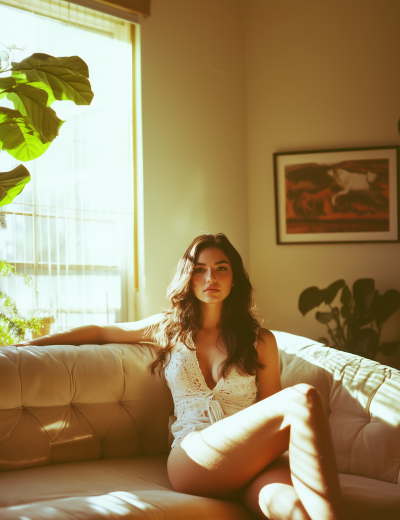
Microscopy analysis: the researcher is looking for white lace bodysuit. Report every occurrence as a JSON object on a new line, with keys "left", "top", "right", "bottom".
{"left": 164, "top": 336, "right": 258, "bottom": 449}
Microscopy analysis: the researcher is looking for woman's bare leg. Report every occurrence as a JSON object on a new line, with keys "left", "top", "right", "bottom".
{"left": 167, "top": 384, "right": 344, "bottom": 520}
{"left": 243, "top": 453, "right": 311, "bottom": 519}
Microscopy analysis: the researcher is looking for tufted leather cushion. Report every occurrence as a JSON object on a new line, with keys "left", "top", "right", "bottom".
{"left": 0, "top": 342, "right": 173, "bottom": 472}
{"left": 275, "top": 331, "right": 400, "bottom": 485}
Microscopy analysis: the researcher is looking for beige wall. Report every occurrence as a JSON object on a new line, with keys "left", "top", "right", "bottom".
{"left": 138, "top": 0, "right": 248, "bottom": 318}
{"left": 138, "top": 0, "right": 400, "bottom": 366}
{"left": 245, "top": 0, "right": 400, "bottom": 366}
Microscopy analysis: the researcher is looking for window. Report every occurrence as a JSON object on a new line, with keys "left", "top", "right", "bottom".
{"left": 0, "top": 0, "right": 138, "bottom": 333}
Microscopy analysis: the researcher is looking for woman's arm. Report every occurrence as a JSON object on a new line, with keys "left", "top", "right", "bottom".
{"left": 17, "top": 324, "right": 102, "bottom": 347}
{"left": 11, "top": 313, "right": 164, "bottom": 347}
{"left": 100, "top": 313, "right": 164, "bottom": 344}
{"left": 256, "top": 328, "right": 282, "bottom": 401}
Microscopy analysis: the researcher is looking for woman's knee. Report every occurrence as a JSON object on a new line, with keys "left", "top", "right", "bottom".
{"left": 277, "top": 384, "right": 325, "bottom": 425}
{"left": 258, "top": 384, "right": 323, "bottom": 425}
{"left": 291, "top": 383, "right": 322, "bottom": 408}
{"left": 259, "top": 483, "right": 311, "bottom": 520}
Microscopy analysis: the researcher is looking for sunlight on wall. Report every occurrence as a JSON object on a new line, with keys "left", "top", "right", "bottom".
{"left": 139, "top": 0, "right": 248, "bottom": 318}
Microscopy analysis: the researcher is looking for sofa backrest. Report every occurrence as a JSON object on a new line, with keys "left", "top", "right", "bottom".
{"left": 0, "top": 342, "right": 173, "bottom": 472}
{"left": 274, "top": 330, "right": 400, "bottom": 486}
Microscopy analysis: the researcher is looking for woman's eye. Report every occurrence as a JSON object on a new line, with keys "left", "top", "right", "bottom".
{"left": 193, "top": 266, "right": 228, "bottom": 273}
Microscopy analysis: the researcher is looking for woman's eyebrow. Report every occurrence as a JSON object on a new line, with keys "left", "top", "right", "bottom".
{"left": 194, "top": 260, "right": 230, "bottom": 266}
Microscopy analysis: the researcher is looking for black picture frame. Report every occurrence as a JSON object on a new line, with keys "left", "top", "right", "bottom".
{"left": 273, "top": 145, "right": 400, "bottom": 244}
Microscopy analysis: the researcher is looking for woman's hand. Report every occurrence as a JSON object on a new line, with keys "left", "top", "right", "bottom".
{"left": 5, "top": 340, "right": 31, "bottom": 348}
{"left": 5, "top": 325, "right": 102, "bottom": 347}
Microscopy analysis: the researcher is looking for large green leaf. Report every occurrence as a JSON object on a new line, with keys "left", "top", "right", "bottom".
{"left": 299, "top": 287, "right": 324, "bottom": 315}
{"left": 0, "top": 106, "right": 50, "bottom": 161}
{"left": 0, "top": 76, "right": 17, "bottom": 99}
{"left": 299, "top": 280, "right": 346, "bottom": 316}
{"left": 0, "top": 164, "right": 31, "bottom": 208}
{"left": 371, "top": 290, "right": 400, "bottom": 328}
{"left": 340, "top": 284, "right": 351, "bottom": 306}
{"left": 6, "top": 84, "right": 64, "bottom": 143}
{"left": 353, "top": 278, "right": 376, "bottom": 312}
{"left": 347, "top": 314, "right": 373, "bottom": 335}
{"left": 341, "top": 304, "right": 351, "bottom": 318}
{"left": 0, "top": 107, "right": 22, "bottom": 122}
{"left": 321, "top": 279, "right": 345, "bottom": 305}
{"left": 348, "top": 327, "right": 378, "bottom": 358}
{"left": 14, "top": 54, "right": 89, "bottom": 78}
{"left": 11, "top": 54, "right": 93, "bottom": 106}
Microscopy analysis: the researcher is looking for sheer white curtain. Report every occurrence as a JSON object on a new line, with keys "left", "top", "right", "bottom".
{"left": 0, "top": 0, "right": 136, "bottom": 334}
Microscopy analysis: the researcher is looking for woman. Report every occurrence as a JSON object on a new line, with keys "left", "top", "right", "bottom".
{"left": 19, "top": 233, "right": 344, "bottom": 520}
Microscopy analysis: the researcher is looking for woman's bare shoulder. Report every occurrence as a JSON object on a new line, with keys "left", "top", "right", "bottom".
{"left": 255, "top": 328, "right": 278, "bottom": 356}
{"left": 255, "top": 328, "right": 282, "bottom": 397}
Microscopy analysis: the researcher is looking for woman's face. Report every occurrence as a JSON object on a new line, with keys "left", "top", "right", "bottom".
{"left": 191, "top": 247, "right": 234, "bottom": 304}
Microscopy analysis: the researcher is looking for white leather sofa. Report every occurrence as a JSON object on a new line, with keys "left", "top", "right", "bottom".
{"left": 0, "top": 331, "right": 399, "bottom": 519}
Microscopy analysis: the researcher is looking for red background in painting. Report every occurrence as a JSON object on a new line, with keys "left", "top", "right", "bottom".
{"left": 285, "top": 159, "right": 389, "bottom": 234}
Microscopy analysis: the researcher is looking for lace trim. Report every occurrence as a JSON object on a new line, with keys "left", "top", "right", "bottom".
{"left": 164, "top": 337, "right": 258, "bottom": 448}
{"left": 187, "top": 335, "right": 223, "bottom": 391}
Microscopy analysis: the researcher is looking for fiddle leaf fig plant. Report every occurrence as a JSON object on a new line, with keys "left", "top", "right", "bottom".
{"left": 299, "top": 278, "right": 400, "bottom": 360}
{"left": 0, "top": 50, "right": 94, "bottom": 206}
{"left": 0, "top": 164, "right": 31, "bottom": 206}
{"left": 0, "top": 48, "right": 94, "bottom": 344}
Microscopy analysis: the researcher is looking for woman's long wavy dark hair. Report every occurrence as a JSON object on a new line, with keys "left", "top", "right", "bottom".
{"left": 148, "top": 233, "right": 264, "bottom": 377}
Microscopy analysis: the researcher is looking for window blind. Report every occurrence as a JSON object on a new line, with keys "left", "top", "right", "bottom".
{"left": 68, "top": 0, "right": 150, "bottom": 21}
{"left": 0, "top": 0, "right": 150, "bottom": 23}
{"left": 0, "top": 0, "right": 133, "bottom": 35}
{"left": 0, "top": 0, "right": 137, "bottom": 335}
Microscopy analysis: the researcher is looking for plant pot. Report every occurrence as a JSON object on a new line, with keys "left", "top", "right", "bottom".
{"left": 31, "top": 317, "right": 55, "bottom": 339}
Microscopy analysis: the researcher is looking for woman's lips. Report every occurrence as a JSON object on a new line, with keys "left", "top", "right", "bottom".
{"left": 204, "top": 287, "right": 220, "bottom": 292}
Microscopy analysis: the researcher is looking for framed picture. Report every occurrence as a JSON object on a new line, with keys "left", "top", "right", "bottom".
{"left": 273, "top": 146, "right": 400, "bottom": 244}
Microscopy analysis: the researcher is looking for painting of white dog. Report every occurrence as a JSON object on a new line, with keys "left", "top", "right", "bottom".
{"left": 284, "top": 158, "right": 390, "bottom": 234}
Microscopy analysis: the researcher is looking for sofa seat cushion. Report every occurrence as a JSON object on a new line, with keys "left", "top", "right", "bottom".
{"left": 1, "top": 455, "right": 399, "bottom": 519}
{"left": 0, "top": 455, "right": 256, "bottom": 519}
{"left": 339, "top": 473, "right": 400, "bottom": 520}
